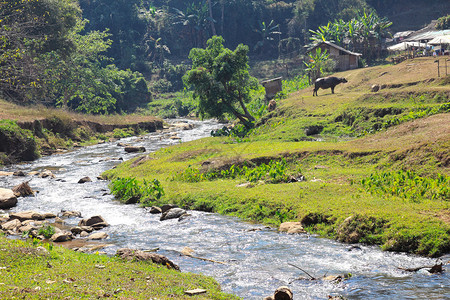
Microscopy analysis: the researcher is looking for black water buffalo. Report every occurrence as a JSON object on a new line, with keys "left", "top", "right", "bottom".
{"left": 313, "top": 77, "right": 347, "bottom": 96}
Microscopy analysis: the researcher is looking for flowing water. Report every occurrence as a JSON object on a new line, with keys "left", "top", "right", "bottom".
{"left": 1, "top": 119, "right": 449, "bottom": 300}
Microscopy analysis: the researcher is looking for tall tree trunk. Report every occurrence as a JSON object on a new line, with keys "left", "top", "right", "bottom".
{"left": 220, "top": 1, "right": 224, "bottom": 36}
{"left": 207, "top": 0, "right": 216, "bottom": 36}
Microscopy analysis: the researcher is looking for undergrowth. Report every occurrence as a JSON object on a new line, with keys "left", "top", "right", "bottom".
{"left": 109, "top": 177, "right": 165, "bottom": 205}
{"left": 360, "top": 170, "right": 449, "bottom": 202}
{"left": 172, "top": 158, "right": 302, "bottom": 184}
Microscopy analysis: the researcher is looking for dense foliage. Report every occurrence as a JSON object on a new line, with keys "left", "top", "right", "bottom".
{"left": 184, "top": 36, "right": 258, "bottom": 128}
{"left": 1, "top": 0, "right": 447, "bottom": 116}
{"left": 0, "top": 0, "right": 151, "bottom": 113}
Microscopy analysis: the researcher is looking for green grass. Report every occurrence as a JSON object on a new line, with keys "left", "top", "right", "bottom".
{"left": 105, "top": 59, "right": 450, "bottom": 257}
{"left": 0, "top": 236, "right": 239, "bottom": 299}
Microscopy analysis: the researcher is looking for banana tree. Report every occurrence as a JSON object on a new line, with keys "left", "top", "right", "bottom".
{"left": 254, "top": 20, "right": 281, "bottom": 55}
{"left": 304, "top": 48, "right": 329, "bottom": 84}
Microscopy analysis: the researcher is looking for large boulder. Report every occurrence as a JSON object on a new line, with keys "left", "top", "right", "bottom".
{"left": 124, "top": 146, "right": 146, "bottom": 153}
{"left": 9, "top": 211, "right": 45, "bottom": 222}
{"left": 278, "top": 222, "right": 306, "bottom": 234}
{"left": 160, "top": 208, "right": 187, "bottom": 221}
{"left": 12, "top": 182, "right": 34, "bottom": 197}
{"left": 78, "top": 215, "right": 109, "bottom": 229}
{"left": 78, "top": 177, "right": 92, "bottom": 184}
{"left": 116, "top": 248, "right": 179, "bottom": 270}
{"left": 1, "top": 219, "right": 21, "bottom": 231}
{"left": 87, "top": 232, "right": 109, "bottom": 240}
{"left": 0, "top": 188, "right": 18, "bottom": 209}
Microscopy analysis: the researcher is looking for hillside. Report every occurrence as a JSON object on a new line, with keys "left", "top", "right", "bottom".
{"left": 105, "top": 57, "right": 450, "bottom": 257}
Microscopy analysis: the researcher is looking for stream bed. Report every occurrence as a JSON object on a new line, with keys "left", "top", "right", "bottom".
{"left": 1, "top": 119, "right": 449, "bottom": 299}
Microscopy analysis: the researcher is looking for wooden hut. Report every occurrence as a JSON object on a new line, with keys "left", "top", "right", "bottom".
{"left": 261, "top": 77, "right": 282, "bottom": 101}
{"left": 306, "top": 41, "right": 361, "bottom": 71}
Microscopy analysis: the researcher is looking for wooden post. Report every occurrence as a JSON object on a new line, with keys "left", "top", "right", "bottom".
{"left": 435, "top": 60, "right": 440, "bottom": 77}
{"left": 446, "top": 59, "right": 448, "bottom": 76}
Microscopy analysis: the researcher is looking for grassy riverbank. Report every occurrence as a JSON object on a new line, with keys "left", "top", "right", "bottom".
{"left": 0, "top": 236, "right": 238, "bottom": 299}
{"left": 105, "top": 57, "right": 450, "bottom": 257}
{"left": 0, "top": 100, "right": 163, "bottom": 164}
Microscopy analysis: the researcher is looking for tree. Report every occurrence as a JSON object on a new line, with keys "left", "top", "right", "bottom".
{"left": 254, "top": 20, "right": 281, "bottom": 55}
{"left": 304, "top": 48, "right": 331, "bottom": 83}
{"left": 184, "top": 36, "right": 257, "bottom": 128}
{"left": 0, "top": 0, "right": 80, "bottom": 101}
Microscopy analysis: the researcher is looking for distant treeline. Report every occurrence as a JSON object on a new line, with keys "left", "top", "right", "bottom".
{"left": 1, "top": 0, "right": 448, "bottom": 114}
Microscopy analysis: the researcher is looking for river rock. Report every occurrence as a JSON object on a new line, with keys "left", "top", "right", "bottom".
{"left": 9, "top": 211, "right": 45, "bottom": 221}
{"left": 78, "top": 215, "right": 109, "bottom": 229}
{"left": 0, "top": 171, "right": 14, "bottom": 176}
{"left": 160, "top": 204, "right": 178, "bottom": 213}
{"left": 39, "top": 170, "right": 55, "bottom": 178}
{"left": 60, "top": 210, "right": 82, "bottom": 218}
{"left": 274, "top": 286, "right": 293, "bottom": 300}
{"left": 1, "top": 219, "right": 21, "bottom": 231}
{"left": 160, "top": 208, "right": 186, "bottom": 221}
{"left": 51, "top": 231, "right": 73, "bottom": 242}
{"left": 19, "top": 224, "right": 34, "bottom": 233}
{"left": 178, "top": 213, "right": 191, "bottom": 222}
{"left": 0, "top": 188, "right": 18, "bottom": 209}
{"left": 147, "top": 206, "right": 162, "bottom": 214}
{"left": 87, "top": 232, "right": 109, "bottom": 240}
{"left": 124, "top": 146, "right": 146, "bottom": 153}
{"left": 70, "top": 225, "right": 94, "bottom": 234}
{"left": 116, "top": 248, "right": 180, "bottom": 270}
{"left": 12, "top": 181, "right": 34, "bottom": 197}
{"left": 13, "top": 171, "right": 26, "bottom": 176}
{"left": 117, "top": 143, "right": 131, "bottom": 147}
{"left": 264, "top": 286, "right": 293, "bottom": 300}
{"left": 278, "top": 222, "right": 306, "bottom": 234}
{"left": 43, "top": 213, "right": 56, "bottom": 219}
{"left": 78, "top": 176, "right": 92, "bottom": 184}
{"left": 184, "top": 289, "right": 206, "bottom": 296}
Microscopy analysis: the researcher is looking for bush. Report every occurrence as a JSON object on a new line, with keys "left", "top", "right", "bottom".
{"left": 38, "top": 225, "right": 56, "bottom": 239}
{"left": 109, "top": 177, "right": 165, "bottom": 205}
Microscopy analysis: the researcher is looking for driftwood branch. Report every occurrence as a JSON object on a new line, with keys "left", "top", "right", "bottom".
{"left": 181, "top": 247, "right": 227, "bottom": 265}
{"left": 397, "top": 262, "right": 444, "bottom": 274}
{"left": 288, "top": 263, "right": 317, "bottom": 280}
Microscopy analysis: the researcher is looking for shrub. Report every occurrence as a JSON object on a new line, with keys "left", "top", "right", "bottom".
{"left": 38, "top": 225, "right": 56, "bottom": 239}
{"left": 109, "top": 177, "right": 165, "bottom": 205}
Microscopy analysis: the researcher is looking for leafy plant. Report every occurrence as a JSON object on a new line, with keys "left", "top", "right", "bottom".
{"left": 173, "top": 159, "right": 301, "bottom": 184}
{"left": 38, "top": 225, "right": 56, "bottom": 239}
{"left": 303, "top": 48, "right": 331, "bottom": 83}
{"left": 361, "top": 170, "right": 449, "bottom": 202}
{"left": 109, "top": 177, "right": 165, "bottom": 204}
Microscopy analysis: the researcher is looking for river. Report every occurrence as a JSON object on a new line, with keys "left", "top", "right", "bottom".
{"left": 1, "top": 119, "right": 449, "bottom": 299}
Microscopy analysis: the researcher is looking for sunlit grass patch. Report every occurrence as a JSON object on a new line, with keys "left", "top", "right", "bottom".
{"left": 0, "top": 236, "right": 239, "bottom": 299}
